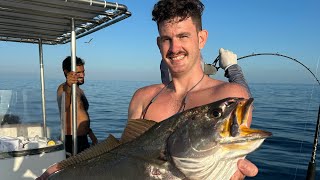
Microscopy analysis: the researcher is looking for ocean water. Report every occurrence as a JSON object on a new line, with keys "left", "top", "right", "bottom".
{"left": 1, "top": 79, "right": 320, "bottom": 179}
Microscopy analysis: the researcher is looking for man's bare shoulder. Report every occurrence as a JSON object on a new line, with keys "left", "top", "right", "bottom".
{"left": 216, "top": 81, "right": 246, "bottom": 88}
{"left": 57, "top": 83, "right": 65, "bottom": 94}
{"left": 203, "top": 78, "right": 249, "bottom": 99}
{"left": 128, "top": 83, "right": 165, "bottom": 119}
{"left": 133, "top": 83, "right": 165, "bottom": 99}
{"left": 213, "top": 81, "right": 249, "bottom": 99}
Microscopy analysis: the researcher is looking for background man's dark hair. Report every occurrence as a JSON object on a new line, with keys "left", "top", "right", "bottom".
{"left": 62, "top": 56, "right": 85, "bottom": 72}
{"left": 152, "top": 0, "right": 204, "bottom": 31}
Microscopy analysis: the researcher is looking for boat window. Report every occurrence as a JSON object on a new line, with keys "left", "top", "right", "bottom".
{"left": 0, "top": 90, "right": 61, "bottom": 139}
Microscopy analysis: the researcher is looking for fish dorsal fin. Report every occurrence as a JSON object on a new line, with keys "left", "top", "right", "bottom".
{"left": 56, "top": 119, "right": 156, "bottom": 170}
{"left": 57, "top": 134, "right": 120, "bottom": 169}
{"left": 120, "top": 119, "right": 157, "bottom": 144}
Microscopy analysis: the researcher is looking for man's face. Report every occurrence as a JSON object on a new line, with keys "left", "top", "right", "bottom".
{"left": 76, "top": 65, "right": 85, "bottom": 85}
{"left": 157, "top": 17, "right": 207, "bottom": 76}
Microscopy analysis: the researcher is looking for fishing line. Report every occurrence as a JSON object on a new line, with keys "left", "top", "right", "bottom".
{"left": 211, "top": 52, "right": 320, "bottom": 179}
{"left": 294, "top": 56, "right": 319, "bottom": 180}
{"left": 212, "top": 52, "right": 320, "bottom": 86}
{"left": 305, "top": 55, "right": 320, "bottom": 180}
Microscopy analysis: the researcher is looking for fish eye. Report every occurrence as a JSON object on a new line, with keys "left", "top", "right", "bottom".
{"left": 212, "top": 109, "right": 222, "bottom": 118}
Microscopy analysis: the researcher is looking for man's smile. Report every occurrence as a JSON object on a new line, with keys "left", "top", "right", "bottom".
{"left": 171, "top": 55, "right": 185, "bottom": 61}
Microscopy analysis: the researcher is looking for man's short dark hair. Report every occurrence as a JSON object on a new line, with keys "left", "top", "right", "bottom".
{"left": 152, "top": 0, "right": 204, "bottom": 31}
{"left": 62, "top": 56, "right": 85, "bottom": 72}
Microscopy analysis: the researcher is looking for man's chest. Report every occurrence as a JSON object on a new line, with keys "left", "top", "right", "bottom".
{"left": 143, "top": 91, "right": 219, "bottom": 122}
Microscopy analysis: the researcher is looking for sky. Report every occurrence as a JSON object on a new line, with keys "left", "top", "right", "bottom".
{"left": 1, "top": 0, "right": 320, "bottom": 85}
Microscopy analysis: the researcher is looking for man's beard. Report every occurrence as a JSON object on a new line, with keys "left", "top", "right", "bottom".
{"left": 77, "top": 78, "right": 84, "bottom": 85}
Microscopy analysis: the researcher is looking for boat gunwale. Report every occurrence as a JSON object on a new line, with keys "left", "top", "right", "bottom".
{"left": 0, "top": 142, "right": 64, "bottom": 159}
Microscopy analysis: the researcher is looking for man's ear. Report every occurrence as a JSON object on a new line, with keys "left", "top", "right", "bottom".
{"left": 63, "top": 70, "right": 68, "bottom": 77}
{"left": 157, "top": 36, "right": 161, "bottom": 50}
{"left": 198, "top": 29, "right": 208, "bottom": 49}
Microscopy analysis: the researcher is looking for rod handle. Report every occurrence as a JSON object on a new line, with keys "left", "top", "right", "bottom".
{"left": 306, "top": 162, "right": 316, "bottom": 180}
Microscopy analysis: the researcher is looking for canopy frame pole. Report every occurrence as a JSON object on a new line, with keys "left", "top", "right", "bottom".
{"left": 71, "top": 18, "right": 78, "bottom": 155}
{"left": 38, "top": 38, "right": 47, "bottom": 138}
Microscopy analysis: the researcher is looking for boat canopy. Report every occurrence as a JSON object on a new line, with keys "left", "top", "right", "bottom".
{"left": 0, "top": 0, "right": 131, "bottom": 44}
{"left": 0, "top": 0, "right": 131, "bottom": 155}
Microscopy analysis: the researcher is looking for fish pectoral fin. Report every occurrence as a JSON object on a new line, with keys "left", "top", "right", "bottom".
{"left": 120, "top": 119, "right": 157, "bottom": 143}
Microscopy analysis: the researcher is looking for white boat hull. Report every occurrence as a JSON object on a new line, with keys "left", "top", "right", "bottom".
{"left": 0, "top": 146, "right": 65, "bottom": 179}
{"left": 0, "top": 124, "right": 66, "bottom": 180}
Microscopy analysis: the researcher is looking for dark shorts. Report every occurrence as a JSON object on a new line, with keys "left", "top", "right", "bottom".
{"left": 65, "top": 135, "right": 90, "bottom": 157}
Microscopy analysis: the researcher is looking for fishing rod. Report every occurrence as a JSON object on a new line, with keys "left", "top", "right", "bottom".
{"left": 210, "top": 52, "right": 320, "bottom": 179}
{"left": 307, "top": 105, "right": 320, "bottom": 180}
{"left": 211, "top": 52, "right": 320, "bottom": 86}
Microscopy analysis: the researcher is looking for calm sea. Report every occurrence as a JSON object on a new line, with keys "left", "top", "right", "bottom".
{"left": 1, "top": 79, "right": 320, "bottom": 179}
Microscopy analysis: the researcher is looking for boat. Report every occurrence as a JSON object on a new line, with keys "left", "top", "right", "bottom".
{"left": 0, "top": 0, "right": 131, "bottom": 179}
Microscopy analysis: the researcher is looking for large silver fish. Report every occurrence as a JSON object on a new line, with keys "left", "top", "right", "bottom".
{"left": 48, "top": 97, "right": 271, "bottom": 180}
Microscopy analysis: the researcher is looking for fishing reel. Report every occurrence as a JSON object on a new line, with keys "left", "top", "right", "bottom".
{"left": 203, "top": 55, "right": 220, "bottom": 76}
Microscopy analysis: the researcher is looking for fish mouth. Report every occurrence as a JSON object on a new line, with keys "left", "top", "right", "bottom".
{"left": 219, "top": 98, "right": 272, "bottom": 145}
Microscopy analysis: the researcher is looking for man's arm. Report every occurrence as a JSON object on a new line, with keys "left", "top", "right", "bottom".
{"left": 62, "top": 71, "right": 79, "bottom": 110}
{"left": 61, "top": 71, "right": 80, "bottom": 131}
{"left": 88, "top": 128, "right": 98, "bottom": 145}
{"left": 62, "top": 84, "right": 72, "bottom": 110}
{"left": 128, "top": 87, "right": 147, "bottom": 120}
{"left": 219, "top": 48, "right": 252, "bottom": 97}
{"left": 57, "top": 85, "right": 64, "bottom": 113}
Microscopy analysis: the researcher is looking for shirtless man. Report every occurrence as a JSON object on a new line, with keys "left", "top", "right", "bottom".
{"left": 128, "top": 0, "right": 257, "bottom": 179}
{"left": 57, "top": 56, "right": 98, "bottom": 157}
